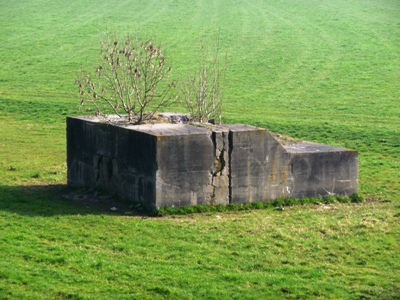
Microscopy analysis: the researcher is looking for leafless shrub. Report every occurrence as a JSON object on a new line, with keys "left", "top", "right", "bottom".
{"left": 179, "top": 36, "right": 226, "bottom": 124}
{"left": 76, "top": 33, "right": 175, "bottom": 124}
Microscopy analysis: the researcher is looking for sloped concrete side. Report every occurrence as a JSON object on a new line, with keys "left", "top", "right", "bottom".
{"left": 263, "top": 131, "right": 292, "bottom": 200}
{"left": 220, "top": 125, "right": 293, "bottom": 202}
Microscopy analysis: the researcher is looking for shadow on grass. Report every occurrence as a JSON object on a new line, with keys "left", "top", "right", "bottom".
{"left": 0, "top": 184, "right": 151, "bottom": 217}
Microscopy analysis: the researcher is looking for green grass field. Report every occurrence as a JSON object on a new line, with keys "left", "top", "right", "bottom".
{"left": 0, "top": 0, "right": 399, "bottom": 299}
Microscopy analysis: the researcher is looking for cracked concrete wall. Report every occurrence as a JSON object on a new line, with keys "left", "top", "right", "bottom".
{"left": 222, "top": 125, "right": 270, "bottom": 203}
{"left": 67, "top": 117, "right": 217, "bottom": 209}
{"left": 219, "top": 125, "right": 293, "bottom": 203}
{"left": 67, "top": 117, "right": 358, "bottom": 208}
{"left": 207, "top": 127, "right": 230, "bottom": 205}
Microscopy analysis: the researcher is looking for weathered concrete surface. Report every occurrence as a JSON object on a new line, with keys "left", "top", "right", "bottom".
{"left": 67, "top": 117, "right": 216, "bottom": 209}
{"left": 67, "top": 116, "right": 358, "bottom": 208}
{"left": 284, "top": 143, "right": 358, "bottom": 198}
{"left": 218, "top": 125, "right": 287, "bottom": 203}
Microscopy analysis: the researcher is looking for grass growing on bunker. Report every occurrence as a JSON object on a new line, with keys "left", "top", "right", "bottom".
{"left": 0, "top": 0, "right": 399, "bottom": 299}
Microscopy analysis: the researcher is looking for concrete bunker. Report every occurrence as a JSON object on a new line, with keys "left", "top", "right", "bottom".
{"left": 67, "top": 115, "right": 358, "bottom": 209}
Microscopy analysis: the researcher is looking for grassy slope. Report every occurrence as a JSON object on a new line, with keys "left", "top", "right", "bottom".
{"left": 0, "top": 0, "right": 399, "bottom": 299}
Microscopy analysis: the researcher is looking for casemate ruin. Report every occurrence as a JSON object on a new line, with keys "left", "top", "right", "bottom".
{"left": 67, "top": 115, "right": 358, "bottom": 209}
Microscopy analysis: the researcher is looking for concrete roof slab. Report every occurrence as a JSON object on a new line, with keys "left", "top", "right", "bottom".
{"left": 284, "top": 142, "right": 354, "bottom": 153}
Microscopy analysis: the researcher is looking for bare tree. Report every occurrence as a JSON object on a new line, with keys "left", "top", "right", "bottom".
{"left": 76, "top": 34, "right": 174, "bottom": 124}
{"left": 179, "top": 37, "right": 226, "bottom": 124}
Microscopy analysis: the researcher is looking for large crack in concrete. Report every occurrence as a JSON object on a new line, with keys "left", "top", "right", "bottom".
{"left": 228, "top": 130, "right": 233, "bottom": 203}
{"left": 208, "top": 129, "right": 230, "bottom": 205}
{"left": 68, "top": 117, "right": 359, "bottom": 208}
